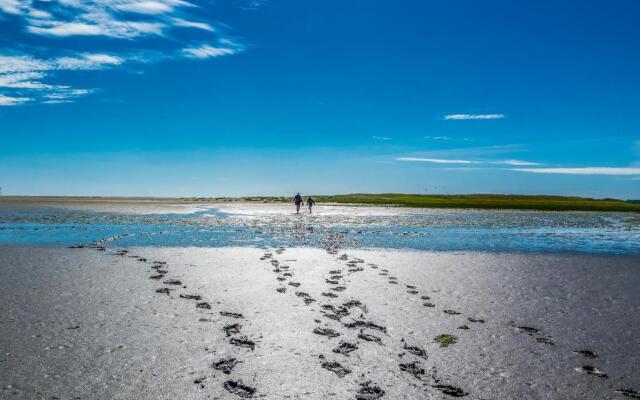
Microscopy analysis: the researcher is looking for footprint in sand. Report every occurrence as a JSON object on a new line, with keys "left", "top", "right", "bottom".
{"left": 574, "top": 350, "right": 598, "bottom": 359}
{"left": 332, "top": 341, "right": 358, "bottom": 356}
{"left": 220, "top": 311, "right": 244, "bottom": 319}
{"left": 320, "top": 360, "right": 351, "bottom": 377}
{"left": 402, "top": 342, "right": 428, "bottom": 359}
{"left": 399, "top": 361, "right": 426, "bottom": 379}
{"left": 223, "top": 380, "right": 256, "bottom": 398}
{"left": 432, "top": 384, "right": 469, "bottom": 397}
{"left": 212, "top": 357, "right": 241, "bottom": 374}
{"left": 615, "top": 388, "right": 640, "bottom": 399}
{"left": 358, "top": 331, "right": 383, "bottom": 345}
{"left": 223, "top": 323, "right": 242, "bottom": 337}
{"left": 313, "top": 327, "right": 341, "bottom": 338}
{"left": 229, "top": 337, "right": 256, "bottom": 351}
{"left": 356, "top": 381, "right": 385, "bottom": 400}
{"left": 576, "top": 365, "right": 608, "bottom": 378}
{"left": 343, "top": 320, "right": 386, "bottom": 333}
{"left": 179, "top": 294, "right": 202, "bottom": 301}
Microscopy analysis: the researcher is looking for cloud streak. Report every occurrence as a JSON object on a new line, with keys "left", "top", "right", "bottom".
{"left": 396, "top": 157, "right": 481, "bottom": 164}
{"left": 444, "top": 114, "right": 505, "bottom": 120}
{"left": 396, "top": 157, "right": 540, "bottom": 166}
{"left": 514, "top": 167, "right": 640, "bottom": 176}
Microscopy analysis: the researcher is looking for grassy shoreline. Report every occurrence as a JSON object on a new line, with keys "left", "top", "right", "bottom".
{"left": 314, "top": 194, "right": 640, "bottom": 213}
{"left": 1, "top": 194, "right": 639, "bottom": 212}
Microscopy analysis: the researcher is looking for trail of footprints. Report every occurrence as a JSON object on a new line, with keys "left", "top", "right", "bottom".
{"left": 71, "top": 243, "right": 260, "bottom": 398}
{"left": 66, "top": 241, "right": 640, "bottom": 399}
{"left": 261, "top": 246, "right": 639, "bottom": 399}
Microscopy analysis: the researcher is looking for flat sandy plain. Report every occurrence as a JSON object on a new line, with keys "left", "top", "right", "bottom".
{"left": 1, "top": 243, "right": 639, "bottom": 399}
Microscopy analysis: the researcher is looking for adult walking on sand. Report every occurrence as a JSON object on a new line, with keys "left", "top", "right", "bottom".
{"left": 293, "top": 193, "right": 303, "bottom": 214}
{"left": 306, "top": 196, "right": 315, "bottom": 214}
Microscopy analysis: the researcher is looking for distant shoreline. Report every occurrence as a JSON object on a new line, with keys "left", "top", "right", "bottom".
{"left": 1, "top": 194, "right": 639, "bottom": 213}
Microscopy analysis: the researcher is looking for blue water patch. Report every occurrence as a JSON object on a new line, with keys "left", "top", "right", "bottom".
{"left": 0, "top": 205, "right": 639, "bottom": 254}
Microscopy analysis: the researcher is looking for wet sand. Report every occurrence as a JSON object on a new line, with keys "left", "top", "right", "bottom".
{"left": 1, "top": 245, "right": 639, "bottom": 399}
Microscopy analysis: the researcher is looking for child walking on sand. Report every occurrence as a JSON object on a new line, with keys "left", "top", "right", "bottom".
{"left": 306, "top": 196, "right": 315, "bottom": 213}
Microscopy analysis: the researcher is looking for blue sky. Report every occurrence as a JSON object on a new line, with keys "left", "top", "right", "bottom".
{"left": 0, "top": 0, "right": 639, "bottom": 198}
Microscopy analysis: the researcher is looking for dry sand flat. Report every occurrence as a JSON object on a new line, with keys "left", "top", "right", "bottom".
{"left": 1, "top": 245, "right": 639, "bottom": 399}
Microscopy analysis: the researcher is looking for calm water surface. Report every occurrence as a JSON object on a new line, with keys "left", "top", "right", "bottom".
{"left": 0, "top": 204, "right": 638, "bottom": 254}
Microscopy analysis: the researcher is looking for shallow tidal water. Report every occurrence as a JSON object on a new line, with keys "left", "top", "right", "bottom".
{"left": 0, "top": 203, "right": 638, "bottom": 253}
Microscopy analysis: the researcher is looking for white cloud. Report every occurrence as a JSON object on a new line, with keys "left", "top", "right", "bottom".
{"left": 171, "top": 18, "right": 214, "bottom": 32}
{"left": 444, "top": 114, "right": 505, "bottom": 120}
{"left": 0, "top": 93, "right": 32, "bottom": 106}
{"left": 396, "top": 157, "right": 481, "bottom": 164}
{"left": 372, "top": 136, "right": 391, "bottom": 141}
{"left": 0, "top": 72, "right": 57, "bottom": 89}
{"left": 424, "top": 136, "right": 450, "bottom": 140}
{"left": 28, "top": 22, "right": 105, "bottom": 37}
{"left": 115, "top": 1, "right": 175, "bottom": 14}
{"left": 0, "top": 55, "right": 51, "bottom": 74}
{"left": 56, "top": 53, "right": 124, "bottom": 70}
{"left": 0, "top": 0, "right": 20, "bottom": 14}
{"left": 182, "top": 44, "right": 239, "bottom": 59}
{"left": 514, "top": 167, "right": 640, "bottom": 176}
{"left": 28, "top": 20, "right": 165, "bottom": 38}
{"left": 492, "top": 159, "right": 541, "bottom": 166}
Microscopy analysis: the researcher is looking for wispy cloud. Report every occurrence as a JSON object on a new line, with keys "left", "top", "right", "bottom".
{"left": 396, "top": 157, "right": 481, "bottom": 164}
{"left": 0, "top": 53, "right": 123, "bottom": 104}
{"left": 0, "top": 1, "right": 246, "bottom": 105}
{"left": 424, "top": 135, "right": 450, "bottom": 140}
{"left": 444, "top": 114, "right": 505, "bottom": 120}
{"left": 396, "top": 157, "right": 541, "bottom": 166}
{"left": 182, "top": 44, "right": 241, "bottom": 59}
{"left": 55, "top": 54, "right": 124, "bottom": 70}
{"left": 171, "top": 18, "right": 214, "bottom": 32}
{"left": 514, "top": 167, "right": 640, "bottom": 176}
{"left": 492, "top": 159, "right": 541, "bottom": 166}
{"left": 0, "top": 93, "right": 31, "bottom": 106}
{"left": 372, "top": 136, "right": 392, "bottom": 141}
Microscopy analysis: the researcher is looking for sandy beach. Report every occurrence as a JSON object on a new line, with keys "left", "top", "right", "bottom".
{"left": 2, "top": 243, "right": 639, "bottom": 399}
